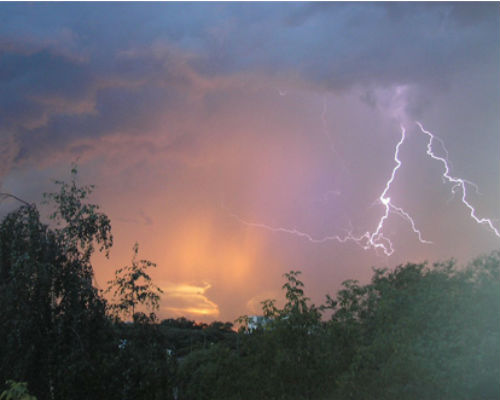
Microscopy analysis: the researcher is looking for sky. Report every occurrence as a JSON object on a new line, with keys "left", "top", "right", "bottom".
{"left": 0, "top": 2, "right": 499, "bottom": 322}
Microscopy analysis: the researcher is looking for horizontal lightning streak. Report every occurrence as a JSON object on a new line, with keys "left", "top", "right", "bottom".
{"left": 230, "top": 212, "right": 395, "bottom": 254}
{"left": 416, "top": 121, "right": 500, "bottom": 238}
{"left": 229, "top": 213, "right": 353, "bottom": 244}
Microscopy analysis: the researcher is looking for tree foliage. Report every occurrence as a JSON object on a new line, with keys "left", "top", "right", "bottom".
{"left": 179, "top": 256, "right": 500, "bottom": 400}
{"left": 106, "top": 242, "right": 163, "bottom": 321}
{"left": 0, "top": 381, "right": 36, "bottom": 400}
{"left": 0, "top": 170, "right": 114, "bottom": 399}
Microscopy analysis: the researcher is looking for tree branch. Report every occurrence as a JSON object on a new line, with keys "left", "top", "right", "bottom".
{"left": 0, "top": 192, "right": 32, "bottom": 207}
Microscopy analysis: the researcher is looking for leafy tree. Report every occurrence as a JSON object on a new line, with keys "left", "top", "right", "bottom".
{"left": 0, "top": 381, "right": 37, "bottom": 400}
{"left": 188, "top": 270, "right": 334, "bottom": 400}
{"left": 178, "top": 344, "right": 244, "bottom": 400}
{"left": 332, "top": 257, "right": 500, "bottom": 400}
{"left": 0, "top": 168, "right": 180, "bottom": 400}
{"left": 180, "top": 256, "right": 500, "bottom": 400}
{"left": 106, "top": 242, "right": 163, "bottom": 321}
{"left": 0, "top": 169, "right": 113, "bottom": 399}
{"left": 107, "top": 320, "right": 176, "bottom": 400}
{"left": 258, "top": 271, "right": 331, "bottom": 399}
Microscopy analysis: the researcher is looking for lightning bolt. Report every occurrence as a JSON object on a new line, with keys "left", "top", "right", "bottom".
{"left": 355, "top": 125, "right": 431, "bottom": 255}
{"left": 229, "top": 126, "right": 430, "bottom": 256}
{"left": 228, "top": 213, "right": 354, "bottom": 244}
{"left": 416, "top": 121, "right": 500, "bottom": 238}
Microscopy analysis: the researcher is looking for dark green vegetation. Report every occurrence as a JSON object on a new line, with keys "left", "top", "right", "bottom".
{"left": 1, "top": 172, "right": 499, "bottom": 400}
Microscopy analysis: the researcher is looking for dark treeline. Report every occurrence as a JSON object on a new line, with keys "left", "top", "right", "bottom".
{"left": 0, "top": 172, "right": 499, "bottom": 400}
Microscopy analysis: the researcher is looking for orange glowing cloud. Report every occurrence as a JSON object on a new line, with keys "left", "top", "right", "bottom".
{"left": 161, "top": 282, "right": 219, "bottom": 317}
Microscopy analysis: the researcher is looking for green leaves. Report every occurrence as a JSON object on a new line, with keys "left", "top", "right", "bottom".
{"left": 209, "top": 257, "right": 500, "bottom": 400}
{"left": 42, "top": 167, "right": 113, "bottom": 260}
{"left": 106, "top": 242, "right": 163, "bottom": 321}
{"left": 0, "top": 168, "right": 114, "bottom": 400}
{"left": 332, "top": 259, "right": 500, "bottom": 400}
{"left": 0, "top": 381, "right": 36, "bottom": 400}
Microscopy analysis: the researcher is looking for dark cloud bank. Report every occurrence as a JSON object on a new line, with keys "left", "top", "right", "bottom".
{"left": 0, "top": 2, "right": 498, "bottom": 176}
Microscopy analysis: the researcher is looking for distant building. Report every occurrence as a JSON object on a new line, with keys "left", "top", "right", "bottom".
{"left": 247, "top": 315, "right": 271, "bottom": 332}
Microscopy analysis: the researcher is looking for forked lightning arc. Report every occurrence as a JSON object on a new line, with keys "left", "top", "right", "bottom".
{"left": 416, "top": 122, "right": 500, "bottom": 238}
{"left": 230, "top": 121, "right": 499, "bottom": 255}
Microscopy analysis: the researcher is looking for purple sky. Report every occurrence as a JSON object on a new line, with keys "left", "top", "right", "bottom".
{"left": 1, "top": 3, "right": 499, "bottom": 321}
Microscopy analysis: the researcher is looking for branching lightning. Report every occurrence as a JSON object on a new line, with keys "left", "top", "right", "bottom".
{"left": 350, "top": 125, "right": 431, "bottom": 255}
{"left": 227, "top": 92, "right": 498, "bottom": 255}
{"left": 416, "top": 121, "right": 500, "bottom": 238}
{"left": 230, "top": 126, "right": 431, "bottom": 256}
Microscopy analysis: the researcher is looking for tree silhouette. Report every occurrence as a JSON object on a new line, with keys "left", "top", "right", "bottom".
{"left": 0, "top": 168, "right": 113, "bottom": 399}
{"left": 106, "top": 242, "right": 163, "bottom": 321}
